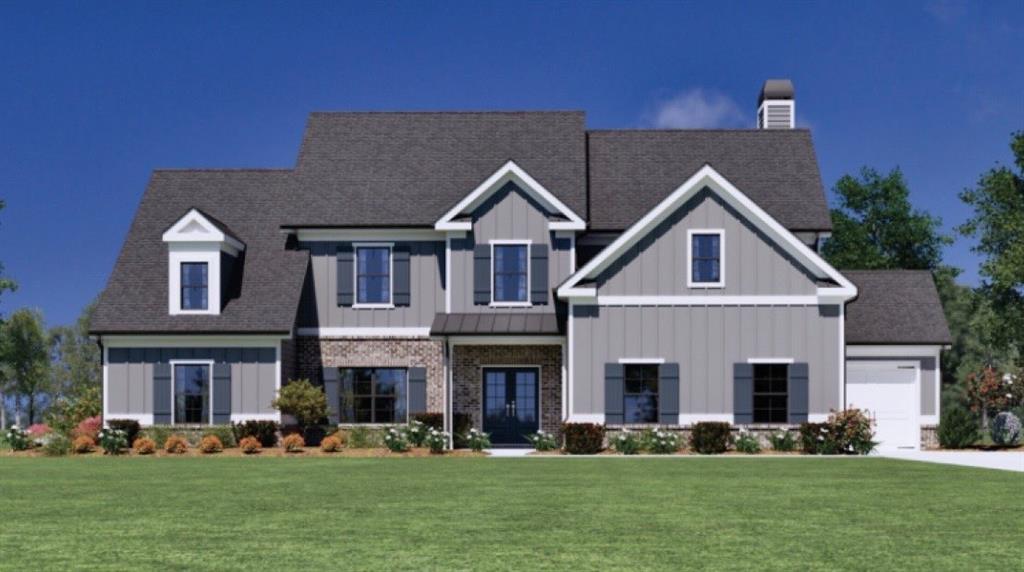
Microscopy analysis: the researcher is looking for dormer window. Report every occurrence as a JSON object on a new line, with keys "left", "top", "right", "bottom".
{"left": 162, "top": 208, "right": 245, "bottom": 316}
{"left": 687, "top": 229, "right": 724, "bottom": 288}
{"left": 180, "top": 262, "right": 209, "bottom": 310}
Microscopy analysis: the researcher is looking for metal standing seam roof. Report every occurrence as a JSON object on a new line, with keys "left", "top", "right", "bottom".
{"left": 430, "top": 313, "right": 562, "bottom": 336}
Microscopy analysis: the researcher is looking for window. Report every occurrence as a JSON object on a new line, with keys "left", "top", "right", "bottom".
{"left": 688, "top": 230, "right": 723, "bottom": 286}
{"left": 180, "top": 262, "right": 209, "bottom": 310}
{"left": 356, "top": 246, "right": 391, "bottom": 305}
{"left": 174, "top": 363, "right": 210, "bottom": 424}
{"left": 624, "top": 364, "right": 659, "bottom": 423}
{"left": 753, "top": 364, "right": 788, "bottom": 423}
{"left": 340, "top": 368, "right": 407, "bottom": 423}
{"left": 493, "top": 244, "right": 528, "bottom": 303}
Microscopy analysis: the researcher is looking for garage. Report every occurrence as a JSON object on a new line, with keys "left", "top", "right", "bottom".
{"left": 846, "top": 361, "right": 919, "bottom": 451}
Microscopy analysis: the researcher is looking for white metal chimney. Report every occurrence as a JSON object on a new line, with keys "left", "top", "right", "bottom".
{"left": 758, "top": 79, "right": 795, "bottom": 129}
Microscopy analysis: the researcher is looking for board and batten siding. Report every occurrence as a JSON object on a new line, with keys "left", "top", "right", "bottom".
{"left": 450, "top": 182, "right": 573, "bottom": 313}
{"left": 571, "top": 305, "right": 842, "bottom": 417}
{"left": 598, "top": 189, "right": 818, "bottom": 296}
{"left": 298, "top": 241, "right": 445, "bottom": 328}
{"left": 106, "top": 347, "right": 277, "bottom": 417}
{"left": 846, "top": 355, "right": 939, "bottom": 417}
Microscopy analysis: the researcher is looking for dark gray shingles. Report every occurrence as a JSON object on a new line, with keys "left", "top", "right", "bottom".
{"left": 844, "top": 270, "right": 952, "bottom": 345}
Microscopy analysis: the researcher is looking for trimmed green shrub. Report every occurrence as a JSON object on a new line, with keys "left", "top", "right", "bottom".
{"left": 202, "top": 426, "right": 237, "bottom": 448}
{"left": 5, "top": 426, "right": 31, "bottom": 451}
{"left": 799, "top": 422, "right": 830, "bottom": 454}
{"left": 463, "top": 428, "right": 491, "bottom": 452}
{"left": 412, "top": 412, "right": 444, "bottom": 431}
{"left": 383, "top": 427, "right": 410, "bottom": 453}
{"left": 406, "top": 420, "right": 428, "bottom": 447}
{"left": 611, "top": 431, "right": 642, "bottom": 455}
{"left": 41, "top": 433, "right": 72, "bottom": 457}
{"left": 643, "top": 429, "right": 681, "bottom": 454}
{"left": 106, "top": 419, "right": 141, "bottom": 448}
{"left": 424, "top": 428, "right": 448, "bottom": 454}
{"left": 231, "top": 420, "right": 279, "bottom": 447}
{"left": 272, "top": 379, "right": 328, "bottom": 430}
{"left": 690, "top": 422, "right": 732, "bottom": 454}
{"left": 562, "top": 423, "right": 604, "bottom": 455}
{"left": 97, "top": 427, "right": 128, "bottom": 455}
{"left": 768, "top": 429, "right": 797, "bottom": 452}
{"left": 452, "top": 413, "right": 473, "bottom": 449}
{"left": 347, "top": 426, "right": 385, "bottom": 448}
{"left": 734, "top": 430, "right": 761, "bottom": 454}
{"left": 937, "top": 406, "right": 980, "bottom": 449}
{"left": 526, "top": 430, "right": 558, "bottom": 451}
{"left": 990, "top": 412, "right": 1022, "bottom": 446}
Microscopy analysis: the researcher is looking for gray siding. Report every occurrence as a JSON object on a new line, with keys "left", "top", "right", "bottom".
{"left": 299, "top": 241, "right": 445, "bottom": 328}
{"left": 846, "top": 355, "right": 939, "bottom": 417}
{"left": 106, "top": 347, "right": 277, "bottom": 416}
{"left": 571, "top": 305, "right": 842, "bottom": 417}
{"left": 597, "top": 189, "right": 818, "bottom": 296}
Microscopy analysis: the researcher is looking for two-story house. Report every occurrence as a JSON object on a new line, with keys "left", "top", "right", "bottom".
{"left": 90, "top": 80, "right": 951, "bottom": 450}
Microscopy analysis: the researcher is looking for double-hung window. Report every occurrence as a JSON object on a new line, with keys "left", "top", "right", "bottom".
{"left": 355, "top": 245, "right": 391, "bottom": 305}
{"left": 688, "top": 230, "right": 723, "bottom": 287}
{"left": 493, "top": 243, "right": 529, "bottom": 304}
{"left": 173, "top": 363, "right": 211, "bottom": 424}
{"left": 180, "top": 262, "right": 209, "bottom": 311}
{"left": 624, "top": 364, "right": 659, "bottom": 423}
{"left": 340, "top": 368, "right": 408, "bottom": 423}
{"left": 753, "top": 364, "right": 788, "bottom": 423}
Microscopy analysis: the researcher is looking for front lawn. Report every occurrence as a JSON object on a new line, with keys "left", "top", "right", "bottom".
{"left": 1, "top": 457, "right": 1020, "bottom": 570}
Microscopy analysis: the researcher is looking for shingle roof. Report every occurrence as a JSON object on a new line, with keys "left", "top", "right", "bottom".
{"left": 586, "top": 129, "right": 831, "bottom": 231}
{"left": 844, "top": 270, "right": 952, "bottom": 345}
{"left": 90, "top": 170, "right": 309, "bottom": 334}
{"left": 285, "top": 111, "right": 587, "bottom": 227}
{"left": 430, "top": 313, "right": 563, "bottom": 336}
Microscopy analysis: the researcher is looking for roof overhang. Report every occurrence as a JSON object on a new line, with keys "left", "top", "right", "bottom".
{"left": 162, "top": 208, "right": 246, "bottom": 255}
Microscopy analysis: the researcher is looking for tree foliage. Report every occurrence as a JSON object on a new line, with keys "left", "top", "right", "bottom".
{"left": 0, "top": 308, "right": 51, "bottom": 424}
{"left": 271, "top": 379, "right": 328, "bottom": 429}
{"left": 49, "top": 300, "right": 101, "bottom": 400}
{"left": 0, "top": 199, "right": 16, "bottom": 308}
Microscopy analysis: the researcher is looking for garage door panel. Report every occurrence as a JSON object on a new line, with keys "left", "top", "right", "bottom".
{"left": 847, "top": 362, "right": 919, "bottom": 451}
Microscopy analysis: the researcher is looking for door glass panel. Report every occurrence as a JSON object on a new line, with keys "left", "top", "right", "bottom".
{"left": 484, "top": 371, "right": 507, "bottom": 425}
{"left": 514, "top": 371, "right": 537, "bottom": 423}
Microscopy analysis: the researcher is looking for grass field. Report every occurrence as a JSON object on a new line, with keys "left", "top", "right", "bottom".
{"left": 1, "top": 457, "right": 1021, "bottom": 570}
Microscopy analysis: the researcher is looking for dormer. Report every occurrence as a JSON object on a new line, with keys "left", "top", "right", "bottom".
{"left": 162, "top": 208, "right": 246, "bottom": 316}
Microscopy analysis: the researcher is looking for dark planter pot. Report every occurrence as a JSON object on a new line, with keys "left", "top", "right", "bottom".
{"left": 303, "top": 425, "right": 327, "bottom": 447}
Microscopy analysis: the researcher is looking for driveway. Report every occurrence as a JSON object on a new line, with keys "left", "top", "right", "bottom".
{"left": 882, "top": 450, "right": 1024, "bottom": 472}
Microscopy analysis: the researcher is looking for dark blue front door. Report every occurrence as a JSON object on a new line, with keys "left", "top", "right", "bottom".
{"left": 482, "top": 368, "right": 539, "bottom": 446}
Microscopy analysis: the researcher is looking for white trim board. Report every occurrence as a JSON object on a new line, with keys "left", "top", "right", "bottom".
{"left": 846, "top": 345, "right": 944, "bottom": 357}
{"left": 163, "top": 208, "right": 245, "bottom": 254}
{"left": 294, "top": 228, "right": 445, "bottom": 242}
{"left": 594, "top": 295, "right": 820, "bottom": 306}
{"left": 295, "top": 327, "right": 431, "bottom": 338}
{"left": 490, "top": 240, "right": 532, "bottom": 307}
{"left": 100, "top": 335, "right": 289, "bottom": 348}
{"left": 351, "top": 243, "right": 395, "bottom": 309}
{"left": 746, "top": 357, "right": 795, "bottom": 364}
{"left": 168, "top": 359, "right": 216, "bottom": 425}
{"left": 618, "top": 357, "right": 666, "bottom": 364}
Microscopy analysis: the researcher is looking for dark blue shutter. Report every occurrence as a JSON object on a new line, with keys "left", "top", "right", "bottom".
{"left": 408, "top": 367, "right": 427, "bottom": 416}
{"left": 788, "top": 363, "right": 809, "bottom": 424}
{"left": 733, "top": 363, "right": 754, "bottom": 425}
{"left": 605, "top": 363, "right": 624, "bottom": 425}
{"left": 153, "top": 363, "right": 172, "bottom": 425}
{"left": 323, "top": 367, "right": 340, "bottom": 424}
{"left": 337, "top": 245, "right": 354, "bottom": 306}
{"left": 473, "top": 244, "right": 490, "bottom": 305}
{"left": 659, "top": 363, "right": 680, "bottom": 425}
{"left": 393, "top": 245, "right": 411, "bottom": 306}
{"left": 212, "top": 363, "right": 232, "bottom": 424}
{"left": 530, "top": 244, "right": 548, "bottom": 305}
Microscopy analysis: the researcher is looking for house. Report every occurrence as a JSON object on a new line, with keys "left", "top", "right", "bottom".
{"left": 90, "top": 80, "right": 951, "bottom": 451}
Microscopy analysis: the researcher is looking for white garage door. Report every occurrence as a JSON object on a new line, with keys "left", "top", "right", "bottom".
{"left": 847, "top": 361, "right": 919, "bottom": 451}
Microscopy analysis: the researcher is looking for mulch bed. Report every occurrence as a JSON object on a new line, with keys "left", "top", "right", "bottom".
{"left": 1, "top": 447, "right": 487, "bottom": 458}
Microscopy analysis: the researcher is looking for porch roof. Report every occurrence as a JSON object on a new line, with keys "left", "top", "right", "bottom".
{"left": 430, "top": 313, "right": 563, "bottom": 336}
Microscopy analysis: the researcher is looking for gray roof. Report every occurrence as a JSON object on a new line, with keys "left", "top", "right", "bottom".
{"left": 844, "top": 270, "right": 952, "bottom": 345}
{"left": 91, "top": 170, "right": 309, "bottom": 334}
{"left": 586, "top": 129, "right": 831, "bottom": 231}
{"left": 759, "top": 79, "right": 794, "bottom": 103}
{"left": 284, "top": 111, "right": 587, "bottom": 227}
{"left": 430, "top": 313, "right": 562, "bottom": 336}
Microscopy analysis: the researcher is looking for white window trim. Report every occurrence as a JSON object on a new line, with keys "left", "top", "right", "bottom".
{"left": 169, "top": 359, "right": 216, "bottom": 425}
{"left": 747, "top": 357, "right": 795, "bottom": 364}
{"left": 168, "top": 244, "right": 221, "bottom": 316}
{"left": 490, "top": 239, "right": 532, "bottom": 307}
{"left": 618, "top": 357, "right": 666, "bottom": 365}
{"left": 352, "top": 242, "right": 395, "bottom": 309}
{"left": 686, "top": 228, "right": 725, "bottom": 288}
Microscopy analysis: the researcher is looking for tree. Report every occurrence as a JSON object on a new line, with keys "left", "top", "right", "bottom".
{"left": 958, "top": 131, "right": 1024, "bottom": 359}
{"left": 0, "top": 199, "right": 16, "bottom": 305}
{"left": 0, "top": 309, "right": 50, "bottom": 425}
{"left": 49, "top": 300, "right": 101, "bottom": 399}
{"left": 271, "top": 379, "right": 328, "bottom": 431}
{"left": 0, "top": 198, "right": 17, "bottom": 428}
{"left": 822, "top": 167, "right": 952, "bottom": 270}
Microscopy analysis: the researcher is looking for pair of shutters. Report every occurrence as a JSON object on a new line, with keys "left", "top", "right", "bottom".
{"left": 336, "top": 245, "right": 412, "bottom": 307}
{"left": 473, "top": 243, "right": 549, "bottom": 305}
{"left": 321, "top": 367, "right": 428, "bottom": 424}
{"left": 732, "top": 363, "right": 809, "bottom": 424}
{"left": 152, "top": 362, "right": 232, "bottom": 425}
{"left": 603, "top": 363, "right": 680, "bottom": 425}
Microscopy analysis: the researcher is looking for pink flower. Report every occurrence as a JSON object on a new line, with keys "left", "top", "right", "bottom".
{"left": 27, "top": 424, "right": 52, "bottom": 438}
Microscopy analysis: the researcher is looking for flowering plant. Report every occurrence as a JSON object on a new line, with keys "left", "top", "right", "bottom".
{"left": 423, "top": 428, "right": 449, "bottom": 454}
{"left": 405, "top": 420, "right": 428, "bottom": 447}
{"left": 97, "top": 427, "right": 128, "bottom": 455}
{"left": 644, "top": 428, "right": 680, "bottom": 454}
{"left": 526, "top": 430, "right": 558, "bottom": 451}
{"left": 611, "top": 430, "right": 642, "bottom": 455}
{"left": 383, "top": 427, "right": 410, "bottom": 453}
{"left": 73, "top": 415, "right": 103, "bottom": 441}
{"left": 990, "top": 411, "right": 1021, "bottom": 446}
{"left": 27, "top": 423, "right": 52, "bottom": 445}
{"left": 768, "top": 429, "right": 797, "bottom": 452}
{"left": 5, "top": 426, "right": 31, "bottom": 451}
{"left": 463, "top": 428, "right": 491, "bottom": 452}
{"left": 734, "top": 429, "right": 761, "bottom": 454}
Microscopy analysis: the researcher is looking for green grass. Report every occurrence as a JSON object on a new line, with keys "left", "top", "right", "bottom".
{"left": 1, "top": 457, "right": 1021, "bottom": 570}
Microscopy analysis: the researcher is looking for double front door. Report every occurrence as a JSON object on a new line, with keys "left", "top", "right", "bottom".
{"left": 483, "top": 368, "right": 539, "bottom": 446}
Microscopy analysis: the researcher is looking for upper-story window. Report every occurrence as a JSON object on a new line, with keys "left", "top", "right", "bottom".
{"left": 180, "top": 262, "right": 209, "bottom": 311}
{"left": 493, "top": 242, "right": 529, "bottom": 304}
{"left": 355, "top": 245, "right": 392, "bottom": 306}
{"left": 687, "top": 229, "right": 724, "bottom": 287}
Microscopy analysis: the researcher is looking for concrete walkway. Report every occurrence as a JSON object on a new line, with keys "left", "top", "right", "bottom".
{"left": 882, "top": 450, "right": 1024, "bottom": 472}
{"left": 486, "top": 448, "right": 534, "bottom": 457}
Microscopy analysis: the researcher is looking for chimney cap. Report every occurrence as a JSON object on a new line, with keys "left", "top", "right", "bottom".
{"left": 759, "top": 79, "right": 794, "bottom": 104}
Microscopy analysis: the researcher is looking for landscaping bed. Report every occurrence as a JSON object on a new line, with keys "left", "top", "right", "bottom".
{"left": 0, "top": 446, "right": 485, "bottom": 458}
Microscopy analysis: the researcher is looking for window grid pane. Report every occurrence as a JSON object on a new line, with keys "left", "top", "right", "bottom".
{"left": 493, "top": 245, "right": 528, "bottom": 302}
{"left": 340, "top": 368, "right": 407, "bottom": 423}
{"left": 174, "top": 364, "right": 210, "bottom": 424}
{"left": 180, "top": 262, "right": 209, "bottom": 310}
{"left": 691, "top": 234, "right": 721, "bottom": 283}
{"left": 623, "top": 364, "right": 659, "bottom": 423}
{"left": 356, "top": 247, "right": 391, "bottom": 304}
{"left": 752, "top": 364, "right": 788, "bottom": 423}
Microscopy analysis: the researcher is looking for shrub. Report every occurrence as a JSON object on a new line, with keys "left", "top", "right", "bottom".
{"left": 27, "top": 423, "right": 52, "bottom": 442}
{"left": 97, "top": 427, "right": 128, "bottom": 455}
{"left": 463, "top": 428, "right": 490, "bottom": 452}
{"left": 383, "top": 427, "right": 410, "bottom": 453}
{"left": 5, "top": 426, "right": 31, "bottom": 451}
{"left": 231, "top": 420, "right": 279, "bottom": 447}
{"left": 282, "top": 433, "right": 306, "bottom": 452}
{"left": 690, "top": 422, "right": 732, "bottom": 454}
{"left": 132, "top": 437, "right": 157, "bottom": 455}
{"left": 562, "top": 423, "right": 604, "bottom": 455}
{"left": 107, "top": 419, "right": 141, "bottom": 448}
{"left": 348, "top": 426, "right": 385, "bottom": 448}
{"left": 799, "top": 422, "right": 831, "bottom": 454}
{"left": 164, "top": 435, "right": 189, "bottom": 454}
{"left": 330, "top": 429, "right": 348, "bottom": 447}
{"left": 526, "top": 430, "right": 558, "bottom": 451}
{"left": 41, "top": 434, "right": 72, "bottom": 457}
{"left": 272, "top": 379, "right": 328, "bottom": 431}
{"left": 827, "top": 409, "right": 876, "bottom": 455}
{"left": 239, "top": 436, "right": 262, "bottom": 454}
{"left": 320, "top": 435, "right": 343, "bottom": 452}
{"left": 990, "top": 412, "right": 1022, "bottom": 446}
{"left": 202, "top": 426, "right": 237, "bottom": 448}
{"left": 73, "top": 435, "right": 95, "bottom": 454}
{"left": 937, "top": 406, "right": 980, "bottom": 449}
{"left": 452, "top": 413, "right": 473, "bottom": 449}
{"left": 45, "top": 385, "right": 102, "bottom": 437}
{"left": 734, "top": 430, "right": 761, "bottom": 454}
{"left": 611, "top": 431, "right": 642, "bottom": 455}
{"left": 406, "top": 420, "right": 428, "bottom": 447}
{"left": 768, "top": 429, "right": 797, "bottom": 452}
{"left": 412, "top": 412, "right": 444, "bottom": 430}
{"left": 199, "top": 435, "right": 224, "bottom": 454}
{"left": 641, "top": 429, "right": 680, "bottom": 454}
{"left": 73, "top": 415, "right": 102, "bottom": 441}
{"left": 424, "top": 428, "right": 448, "bottom": 454}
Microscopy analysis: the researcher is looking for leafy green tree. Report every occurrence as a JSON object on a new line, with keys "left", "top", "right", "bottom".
{"left": 49, "top": 300, "right": 101, "bottom": 400}
{"left": 958, "top": 131, "right": 1024, "bottom": 360}
{"left": 0, "top": 309, "right": 51, "bottom": 425}
{"left": 0, "top": 199, "right": 17, "bottom": 427}
{"left": 0, "top": 199, "right": 16, "bottom": 306}
{"left": 271, "top": 379, "right": 328, "bottom": 431}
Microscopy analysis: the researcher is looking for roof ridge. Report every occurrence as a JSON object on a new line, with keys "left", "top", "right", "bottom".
{"left": 587, "top": 128, "right": 811, "bottom": 133}
{"left": 152, "top": 168, "right": 293, "bottom": 173}
{"left": 308, "top": 110, "right": 585, "bottom": 116}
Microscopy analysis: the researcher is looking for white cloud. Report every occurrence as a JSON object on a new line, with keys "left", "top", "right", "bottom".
{"left": 648, "top": 88, "right": 747, "bottom": 129}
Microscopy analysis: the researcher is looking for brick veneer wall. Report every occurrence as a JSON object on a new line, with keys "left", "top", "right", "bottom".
{"left": 452, "top": 344, "right": 563, "bottom": 436}
{"left": 294, "top": 337, "right": 446, "bottom": 414}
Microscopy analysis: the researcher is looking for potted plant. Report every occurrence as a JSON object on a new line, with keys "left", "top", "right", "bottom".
{"left": 271, "top": 379, "right": 329, "bottom": 446}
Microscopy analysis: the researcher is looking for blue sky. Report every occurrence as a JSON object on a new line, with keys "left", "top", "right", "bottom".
{"left": 1, "top": 1, "right": 1021, "bottom": 327}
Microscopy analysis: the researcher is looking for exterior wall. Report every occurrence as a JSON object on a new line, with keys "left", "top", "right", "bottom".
{"left": 571, "top": 304, "right": 842, "bottom": 418}
{"left": 298, "top": 240, "right": 445, "bottom": 328}
{"left": 846, "top": 355, "right": 939, "bottom": 419}
{"left": 294, "top": 336, "right": 445, "bottom": 414}
{"left": 451, "top": 344, "right": 563, "bottom": 435}
{"left": 597, "top": 189, "right": 818, "bottom": 296}
{"left": 450, "top": 182, "right": 573, "bottom": 313}
{"left": 106, "top": 346, "right": 277, "bottom": 419}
